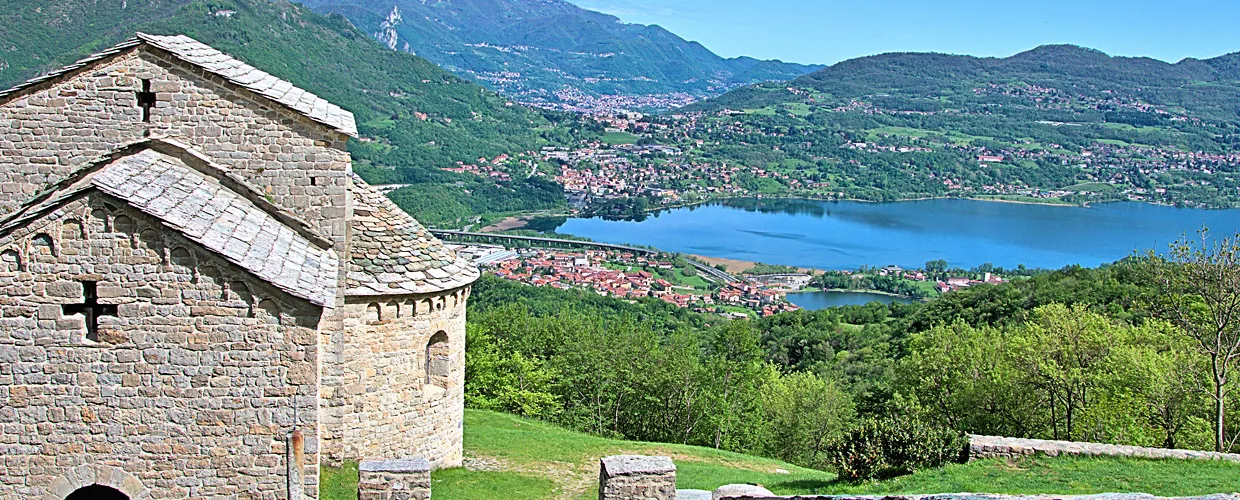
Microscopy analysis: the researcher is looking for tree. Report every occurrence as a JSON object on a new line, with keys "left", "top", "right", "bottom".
{"left": 762, "top": 370, "right": 854, "bottom": 469}
{"left": 1148, "top": 228, "right": 1240, "bottom": 452}
{"left": 702, "top": 321, "right": 766, "bottom": 450}
{"left": 925, "top": 259, "right": 948, "bottom": 273}
{"left": 1007, "top": 304, "right": 1117, "bottom": 441}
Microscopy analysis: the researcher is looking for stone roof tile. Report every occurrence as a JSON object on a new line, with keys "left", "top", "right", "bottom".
{"left": 346, "top": 176, "right": 479, "bottom": 296}
{"left": 0, "top": 149, "right": 338, "bottom": 307}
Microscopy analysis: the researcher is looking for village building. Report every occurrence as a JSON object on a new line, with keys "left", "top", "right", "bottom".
{"left": 0, "top": 34, "right": 478, "bottom": 499}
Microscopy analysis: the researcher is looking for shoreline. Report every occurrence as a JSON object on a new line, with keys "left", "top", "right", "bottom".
{"left": 687, "top": 254, "right": 922, "bottom": 300}
{"left": 687, "top": 254, "right": 825, "bottom": 276}
{"left": 590, "top": 193, "right": 1089, "bottom": 219}
{"left": 965, "top": 196, "right": 1080, "bottom": 207}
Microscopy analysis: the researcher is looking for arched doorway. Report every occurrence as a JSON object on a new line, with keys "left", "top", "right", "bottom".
{"left": 45, "top": 464, "right": 149, "bottom": 500}
{"left": 65, "top": 484, "right": 129, "bottom": 500}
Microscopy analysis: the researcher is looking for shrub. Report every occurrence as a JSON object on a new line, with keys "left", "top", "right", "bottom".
{"left": 826, "top": 417, "right": 968, "bottom": 482}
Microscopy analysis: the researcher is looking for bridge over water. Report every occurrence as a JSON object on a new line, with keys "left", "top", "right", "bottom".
{"left": 430, "top": 230, "right": 739, "bottom": 283}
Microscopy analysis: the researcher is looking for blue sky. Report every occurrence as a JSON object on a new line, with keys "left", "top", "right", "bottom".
{"left": 569, "top": 0, "right": 1240, "bottom": 65}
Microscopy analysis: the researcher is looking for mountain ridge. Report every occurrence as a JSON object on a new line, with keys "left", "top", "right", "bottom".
{"left": 688, "top": 43, "right": 1240, "bottom": 121}
{"left": 297, "top": 0, "right": 824, "bottom": 110}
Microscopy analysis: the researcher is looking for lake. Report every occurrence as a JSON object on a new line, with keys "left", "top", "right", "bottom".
{"left": 787, "top": 290, "right": 916, "bottom": 309}
{"left": 559, "top": 198, "right": 1240, "bottom": 271}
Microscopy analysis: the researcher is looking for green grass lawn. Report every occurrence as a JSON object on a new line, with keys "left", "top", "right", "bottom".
{"left": 909, "top": 279, "right": 940, "bottom": 297}
{"left": 1060, "top": 182, "right": 1118, "bottom": 193}
{"left": 970, "top": 194, "right": 1075, "bottom": 206}
{"left": 600, "top": 131, "right": 639, "bottom": 145}
{"left": 669, "top": 268, "right": 711, "bottom": 289}
{"left": 322, "top": 410, "right": 1240, "bottom": 500}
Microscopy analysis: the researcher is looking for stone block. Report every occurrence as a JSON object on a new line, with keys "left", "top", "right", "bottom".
{"left": 599, "top": 455, "right": 676, "bottom": 500}
{"left": 358, "top": 458, "right": 431, "bottom": 500}
{"left": 44, "top": 281, "right": 82, "bottom": 299}
{"left": 713, "top": 484, "right": 774, "bottom": 499}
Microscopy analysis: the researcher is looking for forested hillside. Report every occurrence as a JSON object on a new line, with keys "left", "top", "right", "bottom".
{"left": 0, "top": 0, "right": 577, "bottom": 225}
{"left": 694, "top": 45, "right": 1240, "bottom": 121}
{"left": 640, "top": 45, "right": 1240, "bottom": 209}
{"left": 297, "top": 0, "right": 822, "bottom": 108}
{"left": 464, "top": 233, "right": 1240, "bottom": 477}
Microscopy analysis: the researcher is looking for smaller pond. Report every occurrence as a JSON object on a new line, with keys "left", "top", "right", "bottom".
{"left": 787, "top": 290, "right": 917, "bottom": 310}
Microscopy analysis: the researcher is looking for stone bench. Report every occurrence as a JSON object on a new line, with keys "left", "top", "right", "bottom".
{"left": 599, "top": 455, "right": 677, "bottom": 500}
{"left": 358, "top": 458, "right": 431, "bottom": 500}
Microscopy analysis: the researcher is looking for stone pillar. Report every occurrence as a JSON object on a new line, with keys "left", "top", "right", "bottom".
{"left": 598, "top": 455, "right": 676, "bottom": 500}
{"left": 358, "top": 458, "right": 431, "bottom": 500}
{"left": 287, "top": 430, "right": 304, "bottom": 500}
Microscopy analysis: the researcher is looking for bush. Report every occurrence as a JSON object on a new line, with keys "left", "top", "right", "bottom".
{"left": 826, "top": 417, "right": 967, "bottom": 482}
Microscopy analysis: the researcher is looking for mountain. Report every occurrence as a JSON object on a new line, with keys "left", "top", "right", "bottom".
{"left": 688, "top": 44, "right": 1240, "bottom": 121}
{"left": 295, "top": 0, "right": 824, "bottom": 111}
{"left": 0, "top": 0, "right": 574, "bottom": 225}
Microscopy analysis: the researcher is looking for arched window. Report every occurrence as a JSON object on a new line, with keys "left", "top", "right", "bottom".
{"left": 257, "top": 299, "right": 281, "bottom": 325}
{"left": 62, "top": 219, "right": 84, "bottom": 240}
{"left": 90, "top": 208, "right": 110, "bottom": 233}
{"left": 170, "top": 247, "right": 194, "bottom": 268}
{"left": 229, "top": 281, "right": 252, "bottom": 315}
{"left": 138, "top": 229, "right": 163, "bottom": 263}
{"left": 0, "top": 250, "right": 21, "bottom": 272}
{"left": 112, "top": 215, "right": 135, "bottom": 234}
{"left": 31, "top": 233, "right": 55, "bottom": 258}
{"left": 366, "top": 302, "right": 382, "bottom": 322}
{"left": 388, "top": 301, "right": 401, "bottom": 319}
{"left": 198, "top": 266, "right": 224, "bottom": 298}
{"left": 66, "top": 484, "right": 129, "bottom": 500}
{"left": 426, "top": 331, "right": 450, "bottom": 387}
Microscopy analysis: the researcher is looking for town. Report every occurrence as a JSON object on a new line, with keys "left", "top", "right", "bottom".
{"left": 449, "top": 244, "right": 803, "bottom": 317}
{"left": 422, "top": 96, "right": 1240, "bottom": 225}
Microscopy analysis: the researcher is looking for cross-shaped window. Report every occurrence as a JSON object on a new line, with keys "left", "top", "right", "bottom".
{"left": 63, "top": 281, "right": 118, "bottom": 342}
{"left": 136, "top": 79, "right": 156, "bottom": 123}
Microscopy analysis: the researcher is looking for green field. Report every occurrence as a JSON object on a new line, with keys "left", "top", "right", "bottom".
{"left": 866, "top": 126, "right": 992, "bottom": 145}
{"left": 970, "top": 194, "right": 1075, "bottom": 206}
{"left": 668, "top": 268, "right": 712, "bottom": 288}
{"left": 1061, "top": 182, "right": 1118, "bottom": 193}
{"left": 601, "top": 130, "right": 640, "bottom": 145}
{"left": 322, "top": 410, "right": 1240, "bottom": 500}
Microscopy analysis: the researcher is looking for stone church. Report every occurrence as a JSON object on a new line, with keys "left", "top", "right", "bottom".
{"left": 0, "top": 34, "right": 479, "bottom": 499}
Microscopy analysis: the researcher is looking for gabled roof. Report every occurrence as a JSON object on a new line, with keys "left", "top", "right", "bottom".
{"left": 0, "top": 33, "right": 357, "bottom": 138}
{"left": 347, "top": 177, "right": 479, "bottom": 296}
{"left": 0, "top": 147, "right": 339, "bottom": 308}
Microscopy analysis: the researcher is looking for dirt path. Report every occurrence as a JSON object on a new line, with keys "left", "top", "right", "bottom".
{"left": 481, "top": 217, "right": 529, "bottom": 232}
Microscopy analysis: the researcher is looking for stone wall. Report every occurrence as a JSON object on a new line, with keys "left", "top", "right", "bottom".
{"left": 598, "top": 455, "right": 677, "bottom": 500}
{"left": 0, "top": 47, "right": 352, "bottom": 247}
{"left": 357, "top": 458, "right": 431, "bottom": 500}
{"left": 969, "top": 435, "right": 1240, "bottom": 463}
{"left": 715, "top": 495, "right": 1240, "bottom": 500}
{"left": 319, "top": 289, "right": 469, "bottom": 468}
{"left": 0, "top": 194, "right": 323, "bottom": 498}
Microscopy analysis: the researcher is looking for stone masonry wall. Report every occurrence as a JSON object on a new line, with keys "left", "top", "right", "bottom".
{"left": 968, "top": 435, "right": 1240, "bottom": 463}
{"left": 716, "top": 495, "right": 1240, "bottom": 500}
{"left": 320, "top": 289, "right": 469, "bottom": 468}
{"left": 0, "top": 47, "right": 352, "bottom": 247}
{"left": 598, "top": 455, "right": 677, "bottom": 500}
{"left": 357, "top": 458, "right": 431, "bottom": 500}
{"left": 0, "top": 194, "right": 323, "bottom": 499}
